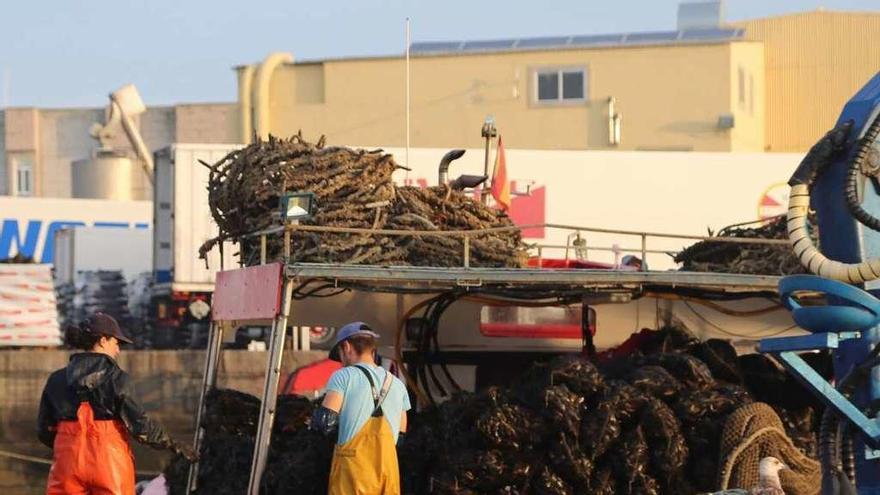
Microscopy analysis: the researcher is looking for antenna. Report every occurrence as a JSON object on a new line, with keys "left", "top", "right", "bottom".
{"left": 405, "top": 17, "right": 411, "bottom": 179}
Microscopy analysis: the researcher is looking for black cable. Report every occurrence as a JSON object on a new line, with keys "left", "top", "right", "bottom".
{"left": 291, "top": 283, "right": 348, "bottom": 300}
{"left": 418, "top": 362, "right": 436, "bottom": 407}
{"left": 428, "top": 294, "right": 463, "bottom": 393}
{"left": 845, "top": 115, "right": 880, "bottom": 231}
{"left": 419, "top": 298, "right": 447, "bottom": 401}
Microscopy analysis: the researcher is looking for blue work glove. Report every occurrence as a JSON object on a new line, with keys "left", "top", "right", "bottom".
{"left": 309, "top": 406, "right": 339, "bottom": 438}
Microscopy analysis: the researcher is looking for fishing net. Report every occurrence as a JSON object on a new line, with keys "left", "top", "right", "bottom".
{"left": 639, "top": 397, "right": 689, "bottom": 491}
{"left": 475, "top": 399, "right": 546, "bottom": 450}
{"left": 674, "top": 215, "right": 811, "bottom": 275}
{"left": 641, "top": 353, "right": 715, "bottom": 391}
{"left": 165, "top": 327, "right": 826, "bottom": 495}
{"left": 532, "top": 465, "right": 573, "bottom": 495}
{"left": 717, "top": 402, "right": 821, "bottom": 495}
{"left": 626, "top": 365, "right": 682, "bottom": 402}
{"left": 548, "top": 433, "right": 593, "bottom": 490}
{"left": 690, "top": 339, "right": 743, "bottom": 384}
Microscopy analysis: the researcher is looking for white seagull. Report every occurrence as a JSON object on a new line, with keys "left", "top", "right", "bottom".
{"left": 706, "top": 456, "right": 789, "bottom": 495}
{"left": 752, "top": 457, "right": 788, "bottom": 495}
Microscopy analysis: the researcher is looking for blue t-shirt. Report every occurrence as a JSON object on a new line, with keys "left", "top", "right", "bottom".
{"left": 325, "top": 364, "right": 411, "bottom": 445}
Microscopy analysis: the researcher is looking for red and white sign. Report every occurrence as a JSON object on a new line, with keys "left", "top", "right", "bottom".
{"left": 758, "top": 182, "right": 790, "bottom": 220}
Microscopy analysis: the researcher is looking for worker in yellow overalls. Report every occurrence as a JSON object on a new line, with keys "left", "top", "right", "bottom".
{"left": 310, "top": 322, "right": 411, "bottom": 495}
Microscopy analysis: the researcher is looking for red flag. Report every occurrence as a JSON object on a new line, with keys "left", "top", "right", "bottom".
{"left": 491, "top": 136, "right": 511, "bottom": 211}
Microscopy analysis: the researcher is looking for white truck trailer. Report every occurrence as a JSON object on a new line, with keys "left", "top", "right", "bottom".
{"left": 52, "top": 226, "right": 152, "bottom": 285}
{"left": 150, "top": 144, "right": 241, "bottom": 348}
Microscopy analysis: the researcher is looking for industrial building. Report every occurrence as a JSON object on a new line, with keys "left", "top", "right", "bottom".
{"left": 0, "top": 103, "right": 236, "bottom": 199}
{"left": 2, "top": 4, "right": 879, "bottom": 200}
{"left": 236, "top": 7, "right": 880, "bottom": 153}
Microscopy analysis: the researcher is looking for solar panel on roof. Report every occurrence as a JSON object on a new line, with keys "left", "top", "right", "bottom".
{"left": 624, "top": 31, "right": 681, "bottom": 43}
{"left": 679, "top": 28, "right": 743, "bottom": 40}
{"left": 461, "top": 39, "right": 517, "bottom": 51}
{"left": 410, "top": 41, "right": 463, "bottom": 53}
{"left": 516, "top": 37, "right": 570, "bottom": 49}
{"left": 409, "top": 26, "right": 742, "bottom": 56}
{"left": 570, "top": 34, "right": 625, "bottom": 45}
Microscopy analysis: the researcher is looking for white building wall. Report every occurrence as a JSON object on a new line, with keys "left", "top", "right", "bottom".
{"left": 0, "top": 112, "right": 6, "bottom": 195}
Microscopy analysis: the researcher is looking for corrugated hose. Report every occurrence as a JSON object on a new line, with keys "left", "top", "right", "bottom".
{"left": 788, "top": 115, "right": 880, "bottom": 282}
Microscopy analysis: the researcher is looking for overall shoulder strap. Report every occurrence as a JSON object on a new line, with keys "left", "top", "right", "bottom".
{"left": 353, "top": 364, "right": 393, "bottom": 417}
{"left": 376, "top": 370, "right": 394, "bottom": 409}
{"left": 368, "top": 369, "right": 394, "bottom": 417}
{"left": 352, "top": 364, "right": 379, "bottom": 402}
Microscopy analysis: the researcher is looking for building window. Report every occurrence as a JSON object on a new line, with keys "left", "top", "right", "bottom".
{"left": 749, "top": 74, "right": 755, "bottom": 115}
{"left": 535, "top": 67, "right": 587, "bottom": 104}
{"left": 14, "top": 156, "right": 33, "bottom": 197}
{"left": 537, "top": 72, "right": 559, "bottom": 101}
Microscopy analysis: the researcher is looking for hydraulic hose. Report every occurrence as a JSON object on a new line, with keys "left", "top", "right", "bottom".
{"left": 818, "top": 342, "right": 880, "bottom": 494}
{"left": 787, "top": 118, "right": 880, "bottom": 282}
{"left": 845, "top": 115, "right": 880, "bottom": 232}
{"left": 788, "top": 182, "right": 880, "bottom": 282}
{"left": 841, "top": 422, "right": 856, "bottom": 482}
{"left": 819, "top": 406, "right": 844, "bottom": 495}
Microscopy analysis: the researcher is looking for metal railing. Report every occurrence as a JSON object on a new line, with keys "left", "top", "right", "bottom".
{"left": 244, "top": 222, "right": 790, "bottom": 271}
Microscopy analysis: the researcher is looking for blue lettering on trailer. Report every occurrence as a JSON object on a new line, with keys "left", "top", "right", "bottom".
{"left": 0, "top": 219, "right": 152, "bottom": 263}
{"left": 0, "top": 220, "right": 42, "bottom": 260}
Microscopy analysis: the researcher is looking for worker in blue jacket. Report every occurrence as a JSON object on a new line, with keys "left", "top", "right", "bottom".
{"left": 310, "top": 322, "right": 411, "bottom": 494}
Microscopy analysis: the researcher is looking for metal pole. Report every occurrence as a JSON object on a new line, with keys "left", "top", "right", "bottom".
{"left": 480, "top": 117, "right": 496, "bottom": 204}
{"left": 260, "top": 234, "right": 267, "bottom": 265}
{"left": 300, "top": 325, "right": 310, "bottom": 351}
{"left": 187, "top": 321, "right": 225, "bottom": 493}
{"left": 246, "top": 280, "right": 294, "bottom": 495}
{"left": 283, "top": 228, "right": 291, "bottom": 263}
{"left": 405, "top": 18, "right": 411, "bottom": 171}
{"left": 463, "top": 236, "right": 471, "bottom": 268}
{"left": 482, "top": 131, "right": 491, "bottom": 205}
{"left": 641, "top": 234, "right": 647, "bottom": 271}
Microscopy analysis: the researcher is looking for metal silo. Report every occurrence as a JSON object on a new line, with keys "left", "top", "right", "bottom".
{"left": 72, "top": 149, "right": 139, "bottom": 200}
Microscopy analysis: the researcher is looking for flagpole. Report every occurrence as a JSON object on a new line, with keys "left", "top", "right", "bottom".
{"left": 405, "top": 17, "right": 411, "bottom": 178}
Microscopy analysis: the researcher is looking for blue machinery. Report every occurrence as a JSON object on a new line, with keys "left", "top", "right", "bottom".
{"left": 760, "top": 72, "right": 880, "bottom": 494}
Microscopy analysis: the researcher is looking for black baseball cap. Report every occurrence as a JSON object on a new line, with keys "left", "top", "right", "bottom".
{"left": 84, "top": 313, "right": 134, "bottom": 345}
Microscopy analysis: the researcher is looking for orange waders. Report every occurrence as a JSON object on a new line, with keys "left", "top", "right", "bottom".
{"left": 46, "top": 402, "right": 135, "bottom": 495}
{"left": 328, "top": 367, "right": 400, "bottom": 495}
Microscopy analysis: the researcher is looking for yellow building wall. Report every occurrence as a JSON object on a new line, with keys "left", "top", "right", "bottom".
{"left": 261, "top": 42, "right": 763, "bottom": 152}
{"left": 736, "top": 11, "right": 880, "bottom": 152}
{"left": 729, "top": 42, "right": 765, "bottom": 151}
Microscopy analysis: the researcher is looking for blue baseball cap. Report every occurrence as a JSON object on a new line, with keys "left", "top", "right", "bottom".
{"left": 329, "top": 321, "right": 380, "bottom": 362}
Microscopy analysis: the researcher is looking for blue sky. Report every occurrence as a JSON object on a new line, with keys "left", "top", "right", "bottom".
{"left": 0, "top": 0, "right": 876, "bottom": 107}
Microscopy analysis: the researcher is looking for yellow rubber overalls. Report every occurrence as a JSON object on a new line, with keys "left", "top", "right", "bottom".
{"left": 328, "top": 365, "right": 400, "bottom": 495}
